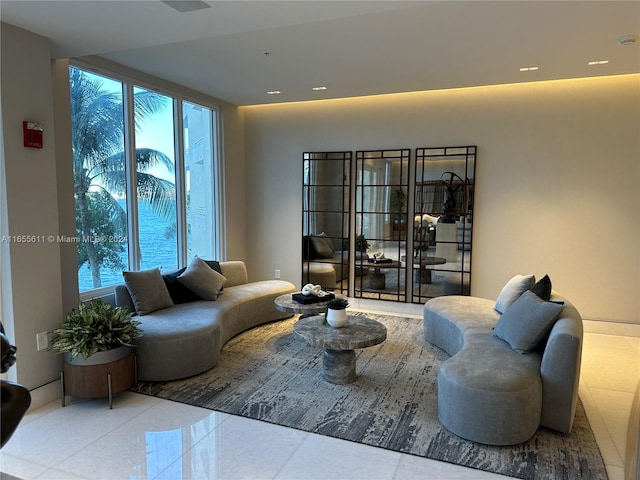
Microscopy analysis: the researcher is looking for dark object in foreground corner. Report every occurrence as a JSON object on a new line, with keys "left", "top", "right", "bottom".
{"left": 1, "top": 322, "right": 31, "bottom": 449}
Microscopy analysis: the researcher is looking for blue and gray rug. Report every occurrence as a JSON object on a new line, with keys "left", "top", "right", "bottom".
{"left": 132, "top": 312, "right": 607, "bottom": 480}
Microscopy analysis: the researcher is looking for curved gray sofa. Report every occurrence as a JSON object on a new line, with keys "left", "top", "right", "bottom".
{"left": 424, "top": 292, "right": 583, "bottom": 445}
{"left": 115, "top": 261, "right": 296, "bottom": 381}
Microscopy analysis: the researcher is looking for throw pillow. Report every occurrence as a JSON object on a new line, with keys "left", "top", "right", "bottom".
{"left": 310, "top": 234, "right": 334, "bottom": 258}
{"left": 493, "top": 290, "right": 564, "bottom": 353}
{"left": 178, "top": 256, "right": 227, "bottom": 301}
{"left": 123, "top": 268, "right": 174, "bottom": 315}
{"left": 529, "top": 274, "right": 552, "bottom": 301}
{"left": 162, "top": 268, "right": 202, "bottom": 304}
{"left": 494, "top": 274, "right": 536, "bottom": 314}
{"left": 203, "top": 260, "right": 223, "bottom": 275}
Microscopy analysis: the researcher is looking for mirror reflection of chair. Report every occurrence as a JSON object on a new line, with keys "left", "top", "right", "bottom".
{"left": 1, "top": 322, "right": 32, "bottom": 449}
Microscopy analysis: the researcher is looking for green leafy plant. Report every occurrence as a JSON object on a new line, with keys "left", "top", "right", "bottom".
{"left": 355, "top": 234, "right": 370, "bottom": 253}
{"left": 326, "top": 297, "right": 350, "bottom": 310}
{"left": 390, "top": 188, "right": 407, "bottom": 212}
{"left": 50, "top": 299, "right": 142, "bottom": 360}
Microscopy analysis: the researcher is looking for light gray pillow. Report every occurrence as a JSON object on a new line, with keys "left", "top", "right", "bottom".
{"left": 494, "top": 274, "right": 535, "bottom": 313}
{"left": 178, "top": 256, "right": 227, "bottom": 301}
{"left": 493, "top": 290, "right": 564, "bottom": 353}
{"left": 123, "top": 268, "right": 174, "bottom": 315}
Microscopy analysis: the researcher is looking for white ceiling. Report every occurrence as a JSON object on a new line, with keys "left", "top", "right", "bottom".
{"left": 1, "top": 1, "right": 639, "bottom": 106}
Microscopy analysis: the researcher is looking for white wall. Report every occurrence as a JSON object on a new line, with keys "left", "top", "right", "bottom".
{"left": 243, "top": 75, "right": 640, "bottom": 324}
{"left": 1, "top": 23, "right": 65, "bottom": 388}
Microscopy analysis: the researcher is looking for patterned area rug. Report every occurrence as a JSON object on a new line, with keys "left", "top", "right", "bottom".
{"left": 132, "top": 312, "right": 607, "bottom": 480}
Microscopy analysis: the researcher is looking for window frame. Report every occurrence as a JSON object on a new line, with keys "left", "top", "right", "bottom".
{"left": 71, "top": 60, "right": 224, "bottom": 300}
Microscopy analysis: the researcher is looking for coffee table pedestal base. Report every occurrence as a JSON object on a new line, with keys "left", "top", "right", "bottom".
{"left": 323, "top": 349, "right": 356, "bottom": 384}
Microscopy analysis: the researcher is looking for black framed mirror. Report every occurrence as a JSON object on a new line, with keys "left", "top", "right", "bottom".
{"left": 302, "top": 152, "right": 351, "bottom": 295}
{"left": 354, "top": 149, "right": 410, "bottom": 302}
{"left": 412, "top": 146, "right": 476, "bottom": 303}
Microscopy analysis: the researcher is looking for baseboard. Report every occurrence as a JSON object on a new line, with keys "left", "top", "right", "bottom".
{"left": 28, "top": 379, "right": 61, "bottom": 410}
{"left": 582, "top": 320, "right": 640, "bottom": 337}
{"left": 349, "top": 298, "right": 423, "bottom": 318}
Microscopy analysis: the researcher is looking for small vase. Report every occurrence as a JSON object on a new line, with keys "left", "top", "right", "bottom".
{"left": 326, "top": 308, "right": 348, "bottom": 328}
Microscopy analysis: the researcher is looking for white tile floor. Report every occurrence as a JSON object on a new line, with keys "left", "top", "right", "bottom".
{"left": 1, "top": 304, "right": 638, "bottom": 480}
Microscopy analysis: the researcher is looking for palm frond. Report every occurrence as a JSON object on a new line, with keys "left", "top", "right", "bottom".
{"left": 134, "top": 89, "right": 170, "bottom": 127}
{"left": 135, "top": 148, "right": 174, "bottom": 174}
{"left": 137, "top": 173, "right": 176, "bottom": 221}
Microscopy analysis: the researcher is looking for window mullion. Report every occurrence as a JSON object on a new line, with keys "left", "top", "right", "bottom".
{"left": 174, "top": 100, "right": 187, "bottom": 268}
{"left": 123, "top": 82, "right": 140, "bottom": 271}
{"left": 211, "top": 110, "right": 225, "bottom": 260}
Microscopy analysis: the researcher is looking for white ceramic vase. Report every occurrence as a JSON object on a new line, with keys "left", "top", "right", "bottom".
{"left": 326, "top": 308, "right": 348, "bottom": 328}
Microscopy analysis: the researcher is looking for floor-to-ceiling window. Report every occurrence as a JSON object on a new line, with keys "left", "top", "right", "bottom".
{"left": 69, "top": 65, "right": 220, "bottom": 296}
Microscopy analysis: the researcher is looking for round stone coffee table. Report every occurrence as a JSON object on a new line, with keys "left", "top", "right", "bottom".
{"left": 293, "top": 315, "right": 387, "bottom": 384}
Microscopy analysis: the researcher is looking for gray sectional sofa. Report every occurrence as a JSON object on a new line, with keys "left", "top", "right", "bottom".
{"left": 115, "top": 260, "right": 296, "bottom": 381}
{"left": 424, "top": 276, "right": 583, "bottom": 445}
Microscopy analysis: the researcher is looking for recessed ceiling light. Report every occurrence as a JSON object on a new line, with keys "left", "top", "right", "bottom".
{"left": 312, "top": 86, "right": 327, "bottom": 91}
{"left": 266, "top": 90, "right": 281, "bottom": 95}
{"left": 519, "top": 66, "right": 539, "bottom": 72}
{"left": 587, "top": 60, "right": 609, "bottom": 66}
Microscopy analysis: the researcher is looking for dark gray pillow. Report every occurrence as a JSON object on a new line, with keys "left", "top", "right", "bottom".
{"left": 178, "top": 256, "right": 227, "bottom": 301}
{"left": 494, "top": 274, "right": 535, "bottom": 313}
{"left": 493, "top": 290, "right": 564, "bottom": 353}
{"left": 123, "top": 268, "right": 174, "bottom": 315}
{"left": 163, "top": 268, "right": 201, "bottom": 304}
{"left": 529, "top": 274, "right": 552, "bottom": 301}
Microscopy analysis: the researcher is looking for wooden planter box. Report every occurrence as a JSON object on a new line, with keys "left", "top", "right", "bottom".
{"left": 60, "top": 347, "right": 136, "bottom": 409}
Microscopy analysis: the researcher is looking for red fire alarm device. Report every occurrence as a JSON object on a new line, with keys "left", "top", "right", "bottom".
{"left": 23, "top": 121, "right": 44, "bottom": 149}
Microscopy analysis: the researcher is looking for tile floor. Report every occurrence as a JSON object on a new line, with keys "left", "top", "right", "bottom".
{"left": 1, "top": 303, "right": 638, "bottom": 480}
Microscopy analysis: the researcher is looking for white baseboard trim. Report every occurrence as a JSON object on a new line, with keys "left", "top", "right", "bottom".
{"left": 29, "top": 379, "right": 61, "bottom": 410}
{"left": 581, "top": 320, "right": 639, "bottom": 337}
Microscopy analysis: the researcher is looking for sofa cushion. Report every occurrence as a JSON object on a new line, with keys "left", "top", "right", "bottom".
{"left": 178, "top": 256, "right": 227, "bottom": 300}
{"left": 203, "top": 260, "right": 224, "bottom": 291}
{"left": 162, "top": 268, "right": 201, "bottom": 304}
{"left": 529, "top": 274, "right": 552, "bottom": 301}
{"left": 123, "top": 268, "right": 174, "bottom": 315}
{"left": 311, "top": 234, "right": 335, "bottom": 258}
{"left": 493, "top": 290, "right": 564, "bottom": 353}
{"left": 495, "top": 274, "right": 535, "bottom": 313}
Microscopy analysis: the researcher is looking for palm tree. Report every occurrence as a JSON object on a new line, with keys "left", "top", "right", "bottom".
{"left": 70, "top": 67, "right": 175, "bottom": 288}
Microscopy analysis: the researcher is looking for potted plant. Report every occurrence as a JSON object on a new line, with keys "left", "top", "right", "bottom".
{"left": 325, "top": 297, "right": 350, "bottom": 328}
{"left": 355, "top": 234, "right": 370, "bottom": 253}
{"left": 51, "top": 299, "right": 141, "bottom": 363}
{"left": 390, "top": 188, "right": 407, "bottom": 231}
{"left": 50, "top": 299, "right": 142, "bottom": 407}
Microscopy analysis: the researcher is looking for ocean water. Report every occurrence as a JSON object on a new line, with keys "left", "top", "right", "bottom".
{"left": 78, "top": 201, "right": 177, "bottom": 292}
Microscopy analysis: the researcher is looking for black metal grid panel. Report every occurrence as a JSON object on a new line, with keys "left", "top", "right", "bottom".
{"left": 412, "top": 146, "right": 476, "bottom": 303}
{"left": 354, "top": 149, "right": 410, "bottom": 302}
{"left": 302, "top": 151, "right": 351, "bottom": 295}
